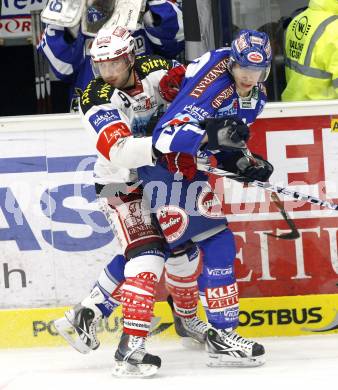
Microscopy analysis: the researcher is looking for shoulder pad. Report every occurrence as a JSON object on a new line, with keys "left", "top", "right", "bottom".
{"left": 80, "top": 78, "right": 115, "bottom": 114}
{"left": 135, "top": 55, "right": 172, "bottom": 79}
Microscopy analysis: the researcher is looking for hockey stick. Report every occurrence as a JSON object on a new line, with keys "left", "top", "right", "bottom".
{"left": 196, "top": 162, "right": 338, "bottom": 211}
{"left": 241, "top": 147, "right": 300, "bottom": 239}
{"left": 35, "top": 11, "right": 52, "bottom": 113}
{"left": 31, "top": 11, "right": 42, "bottom": 113}
{"left": 265, "top": 192, "right": 300, "bottom": 239}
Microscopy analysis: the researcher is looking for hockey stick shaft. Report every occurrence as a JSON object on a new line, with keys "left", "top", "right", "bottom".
{"left": 33, "top": 11, "right": 47, "bottom": 113}
{"left": 196, "top": 163, "right": 338, "bottom": 211}
{"left": 31, "top": 11, "right": 42, "bottom": 113}
{"left": 35, "top": 12, "right": 52, "bottom": 113}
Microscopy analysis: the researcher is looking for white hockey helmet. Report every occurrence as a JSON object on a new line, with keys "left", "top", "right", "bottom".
{"left": 90, "top": 25, "right": 135, "bottom": 63}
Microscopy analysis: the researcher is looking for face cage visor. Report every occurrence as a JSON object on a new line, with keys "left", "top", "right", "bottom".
{"left": 91, "top": 55, "right": 132, "bottom": 79}
{"left": 228, "top": 58, "right": 271, "bottom": 82}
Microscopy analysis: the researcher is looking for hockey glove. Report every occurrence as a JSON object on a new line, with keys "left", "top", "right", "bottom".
{"left": 159, "top": 65, "right": 186, "bottom": 102}
{"left": 164, "top": 152, "right": 197, "bottom": 180}
{"left": 201, "top": 117, "right": 250, "bottom": 151}
{"left": 236, "top": 154, "right": 274, "bottom": 182}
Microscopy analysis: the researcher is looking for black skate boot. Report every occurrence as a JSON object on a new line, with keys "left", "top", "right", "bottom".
{"left": 206, "top": 327, "right": 265, "bottom": 367}
{"left": 167, "top": 295, "right": 208, "bottom": 347}
{"left": 54, "top": 288, "right": 103, "bottom": 354}
{"left": 113, "top": 332, "right": 161, "bottom": 377}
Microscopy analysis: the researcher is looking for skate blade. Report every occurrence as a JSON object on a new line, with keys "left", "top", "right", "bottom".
{"left": 112, "top": 361, "right": 159, "bottom": 378}
{"left": 207, "top": 353, "right": 265, "bottom": 368}
{"left": 53, "top": 317, "right": 92, "bottom": 354}
{"left": 181, "top": 336, "right": 205, "bottom": 350}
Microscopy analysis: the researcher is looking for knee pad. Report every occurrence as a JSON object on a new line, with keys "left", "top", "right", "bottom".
{"left": 165, "top": 245, "right": 201, "bottom": 280}
{"left": 125, "top": 249, "right": 165, "bottom": 281}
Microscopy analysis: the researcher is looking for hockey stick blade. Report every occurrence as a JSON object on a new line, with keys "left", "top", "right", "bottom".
{"left": 264, "top": 188, "right": 300, "bottom": 239}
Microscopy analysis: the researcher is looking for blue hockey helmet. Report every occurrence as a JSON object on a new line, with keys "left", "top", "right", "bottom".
{"left": 229, "top": 29, "right": 272, "bottom": 82}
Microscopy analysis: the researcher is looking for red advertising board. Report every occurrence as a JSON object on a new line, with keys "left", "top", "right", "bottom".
{"left": 220, "top": 114, "right": 338, "bottom": 298}
{"left": 0, "top": 15, "right": 31, "bottom": 38}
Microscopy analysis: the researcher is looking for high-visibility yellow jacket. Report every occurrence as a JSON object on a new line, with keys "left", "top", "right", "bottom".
{"left": 282, "top": 0, "right": 338, "bottom": 101}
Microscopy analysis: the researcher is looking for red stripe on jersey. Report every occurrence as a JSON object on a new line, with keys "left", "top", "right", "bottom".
{"left": 96, "top": 122, "right": 132, "bottom": 160}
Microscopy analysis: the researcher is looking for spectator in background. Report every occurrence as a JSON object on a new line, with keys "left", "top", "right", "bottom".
{"left": 258, "top": 21, "right": 286, "bottom": 101}
{"left": 38, "top": 0, "right": 184, "bottom": 112}
{"left": 282, "top": 0, "right": 338, "bottom": 101}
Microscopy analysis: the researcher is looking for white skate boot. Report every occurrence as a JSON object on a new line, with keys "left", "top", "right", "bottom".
{"left": 206, "top": 327, "right": 265, "bottom": 367}
{"left": 54, "top": 287, "right": 104, "bottom": 354}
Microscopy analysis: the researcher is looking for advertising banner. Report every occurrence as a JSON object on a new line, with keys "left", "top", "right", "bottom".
{"left": 220, "top": 113, "right": 338, "bottom": 298}
{"left": 0, "top": 115, "right": 114, "bottom": 309}
{"left": 1, "top": 294, "right": 337, "bottom": 348}
{"left": 0, "top": 0, "right": 47, "bottom": 39}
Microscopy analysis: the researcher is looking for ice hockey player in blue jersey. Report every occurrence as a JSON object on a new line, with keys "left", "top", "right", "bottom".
{"left": 38, "top": 0, "right": 184, "bottom": 111}
{"left": 138, "top": 29, "right": 274, "bottom": 367}
{"left": 54, "top": 27, "right": 272, "bottom": 372}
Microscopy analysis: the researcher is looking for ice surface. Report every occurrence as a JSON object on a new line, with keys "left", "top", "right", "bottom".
{"left": 0, "top": 335, "right": 337, "bottom": 390}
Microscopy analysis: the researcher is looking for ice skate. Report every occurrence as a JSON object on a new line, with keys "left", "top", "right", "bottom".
{"left": 54, "top": 288, "right": 104, "bottom": 354}
{"left": 113, "top": 333, "right": 161, "bottom": 377}
{"left": 168, "top": 295, "right": 208, "bottom": 347}
{"left": 206, "top": 327, "right": 265, "bottom": 367}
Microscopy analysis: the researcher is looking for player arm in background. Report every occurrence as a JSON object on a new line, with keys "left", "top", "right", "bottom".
{"left": 143, "top": 0, "right": 184, "bottom": 58}
{"left": 37, "top": 24, "right": 86, "bottom": 82}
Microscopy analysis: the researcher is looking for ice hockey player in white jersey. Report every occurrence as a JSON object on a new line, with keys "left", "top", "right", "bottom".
{"left": 54, "top": 25, "right": 206, "bottom": 378}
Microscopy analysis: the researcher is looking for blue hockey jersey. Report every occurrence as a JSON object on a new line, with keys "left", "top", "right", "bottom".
{"left": 138, "top": 48, "right": 268, "bottom": 248}
{"left": 152, "top": 47, "right": 267, "bottom": 155}
{"left": 38, "top": 0, "right": 184, "bottom": 109}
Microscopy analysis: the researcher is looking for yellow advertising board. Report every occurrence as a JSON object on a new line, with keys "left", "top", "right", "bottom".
{"left": 1, "top": 294, "right": 337, "bottom": 349}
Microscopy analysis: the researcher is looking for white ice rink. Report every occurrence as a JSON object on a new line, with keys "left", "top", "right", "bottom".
{"left": 1, "top": 335, "right": 337, "bottom": 390}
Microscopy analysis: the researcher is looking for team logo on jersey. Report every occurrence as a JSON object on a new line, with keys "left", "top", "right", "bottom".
{"left": 157, "top": 206, "right": 189, "bottom": 243}
{"left": 247, "top": 51, "right": 264, "bottom": 63}
{"left": 132, "top": 96, "right": 156, "bottom": 112}
{"left": 140, "top": 57, "right": 170, "bottom": 74}
{"left": 90, "top": 109, "right": 121, "bottom": 131}
{"left": 211, "top": 85, "right": 235, "bottom": 109}
{"left": 216, "top": 99, "right": 238, "bottom": 117}
{"left": 197, "top": 187, "right": 224, "bottom": 219}
{"left": 183, "top": 104, "right": 210, "bottom": 121}
{"left": 189, "top": 58, "right": 228, "bottom": 98}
